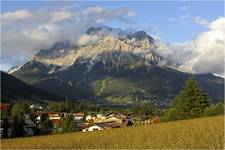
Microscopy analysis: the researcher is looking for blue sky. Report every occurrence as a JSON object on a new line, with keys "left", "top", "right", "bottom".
{"left": 2, "top": 1, "right": 223, "bottom": 42}
{"left": 1, "top": 1, "right": 224, "bottom": 75}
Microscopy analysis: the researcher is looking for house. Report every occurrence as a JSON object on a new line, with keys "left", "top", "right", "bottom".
{"left": 74, "top": 112, "right": 84, "bottom": 121}
{"left": 47, "top": 112, "right": 62, "bottom": 127}
{"left": 120, "top": 120, "right": 132, "bottom": 127}
{"left": 48, "top": 112, "right": 61, "bottom": 120}
{"left": 96, "top": 114, "right": 106, "bottom": 119}
{"left": 95, "top": 121, "right": 120, "bottom": 129}
{"left": 82, "top": 124, "right": 103, "bottom": 132}
{"left": 135, "top": 116, "right": 160, "bottom": 125}
{"left": 0, "top": 103, "right": 13, "bottom": 116}
{"left": 24, "top": 114, "right": 37, "bottom": 136}
{"left": 86, "top": 115, "right": 96, "bottom": 121}
{"left": 108, "top": 116, "right": 123, "bottom": 124}
{"left": 0, "top": 103, "right": 12, "bottom": 110}
{"left": 30, "top": 104, "right": 42, "bottom": 110}
{"left": 107, "top": 112, "right": 116, "bottom": 118}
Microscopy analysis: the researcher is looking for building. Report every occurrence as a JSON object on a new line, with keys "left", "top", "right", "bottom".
{"left": 96, "top": 114, "right": 106, "bottom": 119}
{"left": 85, "top": 115, "right": 96, "bottom": 121}
{"left": 82, "top": 124, "right": 103, "bottom": 132}
{"left": 74, "top": 112, "right": 84, "bottom": 121}
{"left": 95, "top": 121, "right": 120, "bottom": 129}
{"left": 47, "top": 112, "right": 62, "bottom": 127}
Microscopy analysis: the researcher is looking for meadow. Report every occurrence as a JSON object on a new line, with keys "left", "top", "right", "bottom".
{"left": 1, "top": 115, "right": 224, "bottom": 149}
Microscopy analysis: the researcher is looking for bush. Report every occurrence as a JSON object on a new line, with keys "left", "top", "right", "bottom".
{"left": 161, "top": 108, "right": 185, "bottom": 122}
{"left": 202, "top": 102, "right": 224, "bottom": 117}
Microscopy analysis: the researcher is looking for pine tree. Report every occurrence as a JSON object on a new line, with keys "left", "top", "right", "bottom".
{"left": 171, "top": 79, "right": 209, "bottom": 119}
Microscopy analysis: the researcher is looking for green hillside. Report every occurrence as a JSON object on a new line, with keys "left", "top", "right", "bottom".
{"left": 1, "top": 71, "right": 61, "bottom": 102}
{"left": 12, "top": 62, "right": 224, "bottom": 104}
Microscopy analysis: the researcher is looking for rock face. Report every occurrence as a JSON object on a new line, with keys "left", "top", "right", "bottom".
{"left": 30, "top": 26, "right": 160, "bottom": 72}
{"left": 10, "top": 26, "right": 224, "bottom": 105}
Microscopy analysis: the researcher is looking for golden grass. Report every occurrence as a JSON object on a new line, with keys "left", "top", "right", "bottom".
{"left": 1, "top": 115, "right": 224, "bottom": 149}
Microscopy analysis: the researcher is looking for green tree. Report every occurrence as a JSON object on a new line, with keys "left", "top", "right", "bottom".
{"left": 40, "top": 114, "right": 53, "bottom": 128}
{"left": 1, "top": 109, "right": 8, "bottom": 119}
{"left": 163, "top": 79, "right": 209, "bottom": 121}
{"left": 131, "top": 102, "right": 156, "bottom": 116}
{"left": 203, "top": 102, "right": 224, "bottom": 117}
{"left": 47, "top": 102, "right": 60, "bottom": 112}
{"left": 11, "top": 102, "right": 30, "bottom": 117}
{"left": 13, "top": 116, "right": 25, "bottom": 137}
{"left": 61, "top": 114, "right": 76, "bottom": 133}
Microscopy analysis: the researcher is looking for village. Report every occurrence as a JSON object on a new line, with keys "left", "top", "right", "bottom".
{"left": 0, "top": 102, "right": 160, "bottom": 138}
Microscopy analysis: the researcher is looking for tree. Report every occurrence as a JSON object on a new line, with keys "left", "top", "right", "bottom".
{"left": 40, "top": 114, "right": 53, "bottom": 129}
{"left": 12, "top": 116, "right": 25, "bottom": 137}
{"left": 163, "top": 79, "right": 209, "bottom": 121}
{"left": 61, "top": 114, "right": 76, "bottom": 133}
{"left": 203, "top": 102, "right": 224, "bottom": 117}
{"left": 131, "top": 102, "right": 156, "bottom": 116}
{"left": 11, "top": 102, "right": 30, "bottom": 117}
{"left": 47, "top": 102, "right": 60, "bottom": 112}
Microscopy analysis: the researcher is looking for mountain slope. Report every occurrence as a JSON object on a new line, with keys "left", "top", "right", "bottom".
{"left": 10, "top": 27, "right": 224, "bottom": 105}
{"left": 1, "top": 71, "right": 61, "bottom": 102}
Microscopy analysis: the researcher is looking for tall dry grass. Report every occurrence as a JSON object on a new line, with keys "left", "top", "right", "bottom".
{"left": 1, "top": 115, "right": 224, "bottom": 149}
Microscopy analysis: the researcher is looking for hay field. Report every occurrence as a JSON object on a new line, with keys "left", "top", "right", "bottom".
{"left": 1, "top": 115, "right": 224, "bottom": 149}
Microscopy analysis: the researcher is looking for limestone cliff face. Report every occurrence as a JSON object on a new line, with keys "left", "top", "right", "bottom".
{"left": 11, "top": 27, "right": 163, "bottom": 75}
{"left": 31, "top": 27, "right": 161, "bottom": 72}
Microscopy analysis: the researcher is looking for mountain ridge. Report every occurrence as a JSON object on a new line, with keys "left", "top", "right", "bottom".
{"left": 1, "top": 71, "right": 62, "bottom": 103}
{"left": 9, "top": 26, "right": 224, "bottom": 105}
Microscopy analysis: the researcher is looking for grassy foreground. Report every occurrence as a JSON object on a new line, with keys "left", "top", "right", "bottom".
{"left": 1, "top": 115, "right": 224, "bottom": 149}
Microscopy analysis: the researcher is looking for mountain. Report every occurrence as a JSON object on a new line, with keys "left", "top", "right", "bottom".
{"left": 1, "top": 71, "right": 61, "bottom": 103}
{"left": 10, "top": 26, "right": 224, "bottom": 105}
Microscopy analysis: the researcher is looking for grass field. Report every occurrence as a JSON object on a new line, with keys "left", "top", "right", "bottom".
{"left": 1, "top": 115, "right": 224, "bottom": 149}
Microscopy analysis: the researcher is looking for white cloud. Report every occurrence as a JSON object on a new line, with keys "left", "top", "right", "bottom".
{"left": 181, "top": 17, "right": 225, "bottom": 75}
{"left": 77, "top": 34, "right": 101, "bottom": 45}
{"left": 51, "top": 10, "right": 72, "bottom": 22}
{"left": 1, "top": 10, "right": 32, "bottom": 24}
{"left": 1, "top": 6, "right": 135, "bottom": 71}
{"left": 128, "top": 11, "right": 135, "bottom": 17}
{"left": 83, "top": 6, "right": 104, "bottom": 15}
{"left": 168, "top": 14, "right": 191, "bottom": 23}
{"left": 193, "top": 16, "right": 209, "bottom": 27}
{"left": 158, "top": 17, "right": 225, "bottom": 76}
{"left": 169, "top": 14, "right": 209, "bottom": 27}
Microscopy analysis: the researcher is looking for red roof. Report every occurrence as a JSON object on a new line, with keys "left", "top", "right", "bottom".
{"left": 0, "top": 103, "right": 12, "bottom": 110}
{"left": 47, "top": 112, "right": 60, "bottom": 115}
{"left": 74, "top": 112, "right": 84, "bottom": 115}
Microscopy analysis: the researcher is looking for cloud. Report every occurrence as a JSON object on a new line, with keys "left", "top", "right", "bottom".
{"left": 169, "top": 2, "right": 209, "bottom": 28}
{"left": 128, "top": 11, "right": 135, "bottom": 17}
{"left": 181, "top": 17, "right": 225, "bottom": 75}
{"left": 193, "top": 16, "right": 209, "bottom": 27}
{"left": 82, "top": 6, "right": 135, "bottom": 24}
{"left": 1, "top": 10, "right": 32, "bottom": 24}
{"left": 77, "top": 34, "right": 101, "bottom": 45}
{"left": 1, "top": 6, "right": 135, "bottom": 71}
{"left": 169, "top": 14, "right": 209, "bottom": 27}
{"left": 179, "top": 1, "right": 190, "bottom": 12}
{"left": 157, "top": 17, "right": 225, "bottom": 76}
{"left": 51, "top": 10, "right": 72, "bottom": 22}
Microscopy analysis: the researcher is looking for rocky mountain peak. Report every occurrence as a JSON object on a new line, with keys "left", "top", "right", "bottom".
{"left": 13, "top": 26, "right": 163, "bottom": 74}
{"left": 86, "top": 26, "right": 114, "bottom": 35}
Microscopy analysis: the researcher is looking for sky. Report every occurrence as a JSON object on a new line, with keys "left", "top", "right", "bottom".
{"left": 1, "top": 1, "right": 225, "bottom": 76}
